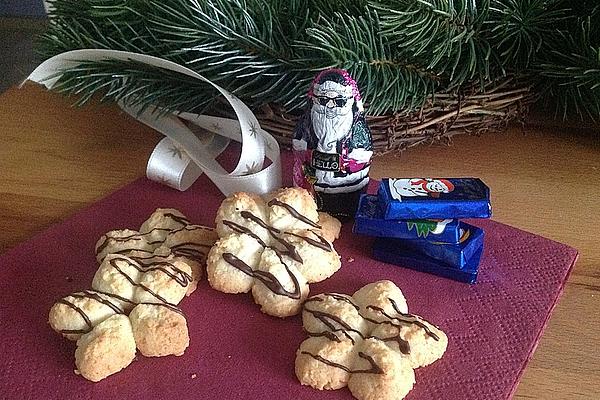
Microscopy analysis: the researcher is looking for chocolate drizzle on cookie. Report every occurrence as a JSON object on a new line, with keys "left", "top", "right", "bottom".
{"left": 210, "top": 192, "right": 343, "bottom": 314}
{"left": 300, "top": 351, "right": 354, "bottom": 373}
{"left": 303, "top": 307, "right": 364, "bottom": 338}
{"left": 307, "top": 330, "right": 356, "bottom": 344}
{"left": 222, "top": 252, "right": 302, "bottom": 299}
{"left": 222, "top": 207, "right": 333, "bottom": 268}
{"left": 170, "top": 242, "right": 211, "bottom": 262}
{"left": 56, "top": 290, "right": 133, "bottom": 335}
{"left": 368, "top": 300, "right": 440, "bottom": 341}
{"left": 129, "top": 256, "right": 193, "bottom": 287}
{"left": 222, "top": 220, "right": 268, "bottom": 247}
{"left": 221, "top": 253, "right": 254, "bottom": 276}
{"left": 306, "top": 293, "right": 359, "bottom": 310}
{"left": 96, "top": 234, "right": 141, "bottom": 256}
{"left": 106, "top": 256, "right": 191, "bottom": 303}
{"left": 97, "top": 221, "right": 214, "bottom": 260}
{"left": 355, "top": 352, "right": 384, "bottom": 374}
{"left": 116, "top": 248, "right": 155, "bottom": 257}
{"left": 300, "top": 351, "right": 383, "bottom": 375}
{"left": 239, "top": 211, "right": 279, "bottom": 234}
{"left": 378, "top": 334, "right": 411, "bottom": 355}
{"left": 221, "top": 207, "right": 335, "bottom": 277}
{"left": 56, "top": 299, "right": 94, "bottom": 334}
{"left": 163, "top": 212, "right": 191, "bottom": 226}
{"left": 296, "top": 282, "right": 448, "bottom": 396}
{"left": 219, "top": 211, "right": 311, "bottom": 299}
{"left": 303, "top": 293, "right": 415, "bottom": 355}
{"left": 237, "top": 211, "right": 304, "bottom": 263}
{"left": 267, "top": 199, "right": 321, "bottom": 229}
{"left": 284, "top": 231, "right": 332, "bottom": 252}
{"left": 169, "top": 224, "right": 215, "bottom": 235}
{"left": 96, "top": 228, "right": 170, "bottom": 255}
{"left": 314, "top": 292, "right": 438, "bottom": 343}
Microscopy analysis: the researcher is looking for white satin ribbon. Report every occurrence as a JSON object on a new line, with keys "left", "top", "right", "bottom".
{"left": 24, "top": 49, "right": 282, "bottom": 196}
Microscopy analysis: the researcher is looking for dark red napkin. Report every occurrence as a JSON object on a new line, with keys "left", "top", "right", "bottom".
{"left": 0, "top": 152, "right": 577, "bottom": 400}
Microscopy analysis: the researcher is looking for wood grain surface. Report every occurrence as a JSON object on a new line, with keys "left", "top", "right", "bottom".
{"left": 1, "top": 83, "right": 598, "bottom": 399}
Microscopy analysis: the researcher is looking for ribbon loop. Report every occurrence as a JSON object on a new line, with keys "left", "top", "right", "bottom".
{"left": 25, "top": 49, "right": 282, "bottom": 196}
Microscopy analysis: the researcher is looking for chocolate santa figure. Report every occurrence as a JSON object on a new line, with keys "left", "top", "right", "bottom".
{"left": 293, "top": 69, "right": 373, "bottom": 220}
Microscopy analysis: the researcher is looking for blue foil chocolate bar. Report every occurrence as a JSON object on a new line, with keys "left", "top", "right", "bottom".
{"left": 371, "top": 223, "right": 484, "bottom": 283}
{"left": 353, "top": 194, "right": 462, "bottom": 242}
{"left": 372, "top": 239, "right": 481, "bottom": 284}
{"left": 397, "top": 223, "right": 485, "bottom": 268}
{"left": 377, "top": 178, "right": 492, "bottom": 220}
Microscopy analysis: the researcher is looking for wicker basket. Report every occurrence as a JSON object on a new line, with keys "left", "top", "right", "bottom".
{"left": 250, "top": 75, "right": 536, "bottom": 153}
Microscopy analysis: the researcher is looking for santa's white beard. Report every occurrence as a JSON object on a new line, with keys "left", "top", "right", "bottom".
{"left": 311, "top": 107, "right": 354, "bottom": 153}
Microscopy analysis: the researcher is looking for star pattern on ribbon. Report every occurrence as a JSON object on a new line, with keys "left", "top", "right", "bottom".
{"left": 248, "top": 121, "right": 258, "bottom": 138}
{"left": 244, "top": 161, "right": 261, "bottom": 175}
{"left": 167, "top": 145, "right": 184, "bottom": 159}
{"left": 210, "top": 122, "right": 222, "bottom": 132}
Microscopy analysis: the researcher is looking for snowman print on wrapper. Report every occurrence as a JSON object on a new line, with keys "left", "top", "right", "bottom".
{"left": 293, "top": 69, "right": 373, "bottom": 218}
{"left": 389, "top": 178, "right": 455, "bottom": 201}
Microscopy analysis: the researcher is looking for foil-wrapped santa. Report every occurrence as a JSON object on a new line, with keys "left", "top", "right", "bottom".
{"left": 293, "top": 68, "right": 373, "bottom": 219}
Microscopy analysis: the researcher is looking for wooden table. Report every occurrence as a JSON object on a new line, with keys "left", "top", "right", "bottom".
{"left": 1, "top": 84, "right": 599, "bottom": 399}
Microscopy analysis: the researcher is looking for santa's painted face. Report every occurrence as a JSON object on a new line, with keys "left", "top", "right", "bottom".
{"left": 426, "top": 180, "right": 450, "bottom": 193}
{"left": 311, "top": 80, "right": 354, "bottom": 119}
{"left": 310, "top": 80, "right": 355, "bottom": 152}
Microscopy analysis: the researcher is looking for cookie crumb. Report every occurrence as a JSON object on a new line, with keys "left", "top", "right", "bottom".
{"left": 191, "top": 373, "right": 197, "bottom": 379}
{"left": 65, "top": 276, "right": 73, "bottom": 282}
{"left": 347, "top": 257, "right": 355, "bottom": 263}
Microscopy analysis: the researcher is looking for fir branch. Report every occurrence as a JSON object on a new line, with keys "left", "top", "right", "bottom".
{"left": 48, "top": 59, "right": 219, "bottom": 117}
{"left": 302, "top": 0, "right": 369, "bottom": 16}
{"left": 37, "top": 0, "right": 600, "bottom": 122}
{"left": 371, "top": 0, "right": 499, "bottom": 88}
{"left": 40, "top": 0, "right": 316, "bottom": 111}
{"left": 486, "top": 0, "right": 570, "bottom": 70}
{"left": 299, "top": 11, "right": 440, "bottom": 114}
{"left": 144, "top": 0, "right": 315, "bottom": 108}
{"left": 536, "top": 15, "right": 600, "bottom": 120}
{"left": 40, "top": 0, "right": 440, "bottom": 114}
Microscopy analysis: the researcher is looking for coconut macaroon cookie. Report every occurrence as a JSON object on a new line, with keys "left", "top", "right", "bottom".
{"left": 347, "top": 339, "right": 415, "bottom": 400}
{"left": 129, "top": 303, "right": 189, "bottom": 357}
{"left": 49, "top": 290, "right": 134, "bottom": 341}
{"left": 207, "top": 187, "right": 343, "bottom": 317}
{"left": 162, "top": 224, "right": 219, "bottom": 265}
{"left": 95, "top": 208, "right": 217, "bottom": 296}
{"left": 267, "top": 187, "right": 320, "bottom": 231}
{"left": 295, "top": 331, "right": 357, "bottom": 390}
{"left": 74, "top": 314, "right": 137, "bottom": 382}
{"left": 50, "top": 208, "right": 205, "bottom": 382}
{"left": 295, "top": 280, "right": 448, "bottom": 400}
{"left": 302, "top": 293, "right": 369, "bottom": 336}
{"left": 317, "top": 212, "right": 342, "bottom": 243}
{"left": 251, "top": 247, "right": 310, "bottom": 317}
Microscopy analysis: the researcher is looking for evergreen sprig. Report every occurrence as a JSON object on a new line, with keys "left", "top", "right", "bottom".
{"left": 537, "top": 15, "right": 600, "bottom": 119}
{"left": 300, "top": 10, "right": 440, "bottom": 114}
{"left": 372, "top": 0, "right": 497, "bottom": 89}
{"left": 486, "top": 0, "right": 570, "bottom": 70}
{"left": 49, "top": 59, "right": 221, "bottom": 116}
{"left": 38, "top": 0, "right": 600, "bottom": 122}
